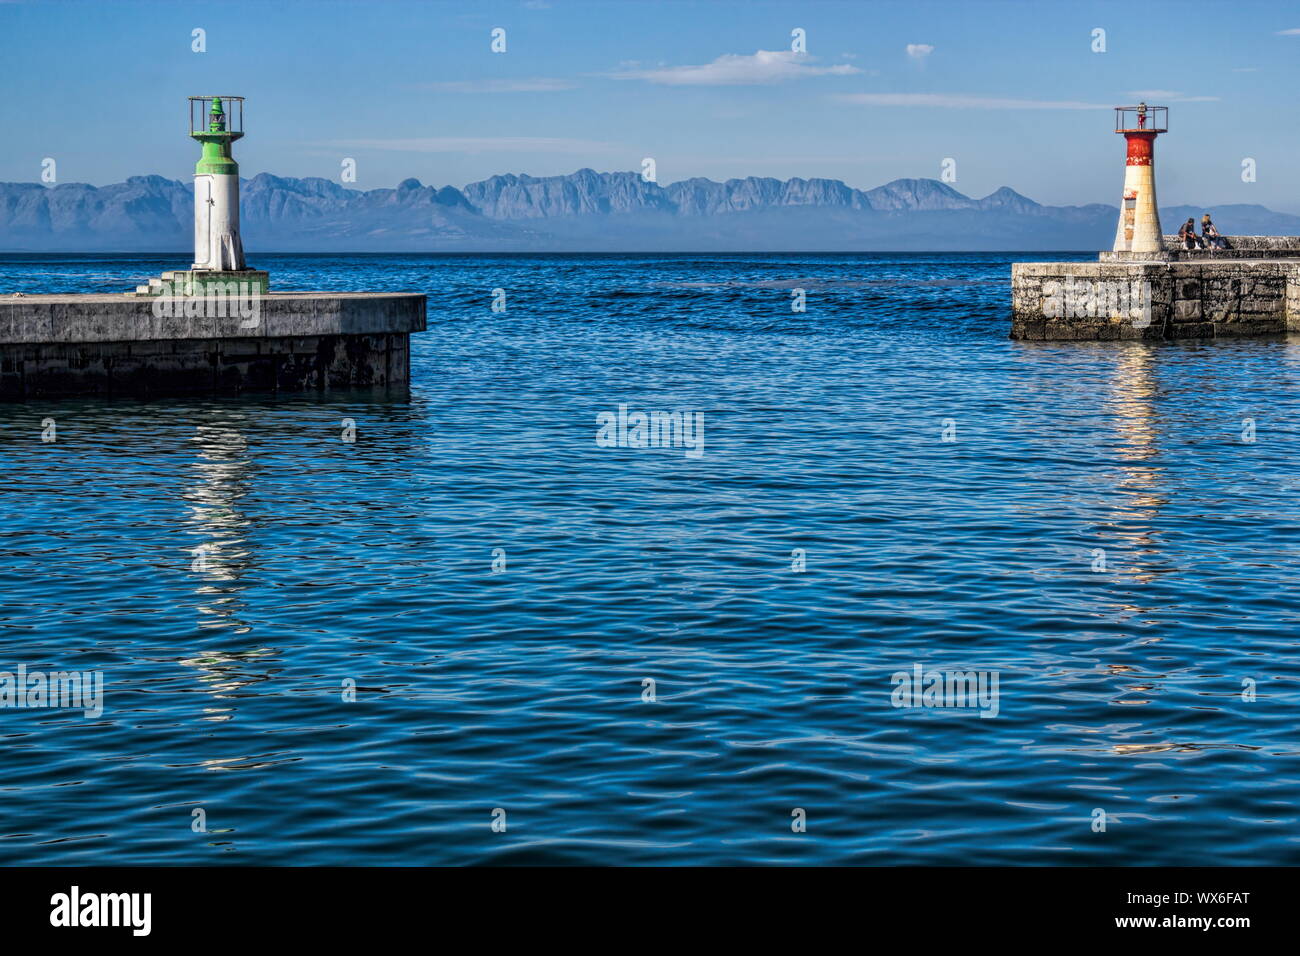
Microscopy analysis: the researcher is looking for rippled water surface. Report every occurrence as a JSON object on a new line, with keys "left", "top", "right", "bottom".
{"left": 2, "top": 252, "right": 1299, "bottom": 865}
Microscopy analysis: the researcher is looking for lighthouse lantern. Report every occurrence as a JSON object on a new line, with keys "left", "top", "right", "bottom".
{"left": 1112, "top": 103, "right": 1168, "bottom": 255}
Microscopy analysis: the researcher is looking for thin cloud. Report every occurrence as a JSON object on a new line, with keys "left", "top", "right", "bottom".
{"left": 1125, "top": 89, "right": 1220, "bottom": 102}
{"left": 1275, "top": 28, "right": 1300, "bottom": 34}
{"left": 421, "top": 78, "right": 577, "bottom": 93}
{"left": 905, "top": 44, "right": 934, "bottom": 59}
{"left": 328, "top": 137, "right": 620, "bottom": 154}
{"left": 836, "top": 93, "right": 1109, "bottom": 109}
{"left": 607, "top": 50, "right": 863, "bottom": 85}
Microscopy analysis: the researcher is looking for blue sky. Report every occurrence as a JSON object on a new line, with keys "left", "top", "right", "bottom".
{"left": 2, "top": 0, "right": 1298, "bottom": 209}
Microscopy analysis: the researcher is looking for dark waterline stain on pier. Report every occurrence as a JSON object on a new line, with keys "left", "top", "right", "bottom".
{"left": 1, "top": 252, "right": 1298, "bottom": 865}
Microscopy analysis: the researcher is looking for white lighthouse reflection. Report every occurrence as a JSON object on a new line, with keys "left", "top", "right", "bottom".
{"left": 1101, "top": 344, "right": 1167, "bottom": 580}
{"left": 181, "top": 413, "right": 277, "bottom": 718}
{"left": 185, "top": 416, "right": 254, "bottom": 630}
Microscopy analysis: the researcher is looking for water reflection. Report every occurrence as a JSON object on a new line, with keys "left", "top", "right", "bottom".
{"left": 1097, "top": 346, "right": 1171, "bottom": 717}
{"left": 184, "top": 415, "right": 255, "bottom": 632}
{"left": 1103, "top": 345, "right": 1167, "bottom": 581}
{"left": 1281, "top": 334, "right": 1300, "bottom": 377}
{"left": 180, "top": 414, "right": 276, "bottom": 718}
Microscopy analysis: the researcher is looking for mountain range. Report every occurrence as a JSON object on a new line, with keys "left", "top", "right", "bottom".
{"left": 3, "top": 169, "right": 1298, "bottom": 252}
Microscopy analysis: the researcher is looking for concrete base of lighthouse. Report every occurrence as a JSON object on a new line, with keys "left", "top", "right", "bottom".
{"left": 128, "top": 269, "right": 270, "bottom": 297}
{"left": 0, "top": 291, "right": 425, "bottom": 398}
{"left": 1011, "top": 238, "right": 1300, "bottom": 341}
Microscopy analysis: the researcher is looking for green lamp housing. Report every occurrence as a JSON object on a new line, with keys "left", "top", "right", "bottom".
{"left": 188, "top": 96, "right": 245, "bottom": 176}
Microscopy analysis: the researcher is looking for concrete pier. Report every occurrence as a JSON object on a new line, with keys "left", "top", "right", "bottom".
{"left": 1011, "top": 237, "right": 1300, "bottom": 341}
{"left": 0, "top": 291, "right": 426, "bottom": 398}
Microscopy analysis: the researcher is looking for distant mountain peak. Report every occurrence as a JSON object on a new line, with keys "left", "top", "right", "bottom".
{"left": 124, "top": 174, "right": 177, "bottom": 188}
{"left": 978, "top": 186, "right": 1039, "bottom": 210}
{"left": 863, "top": 178, "right": 976, "bottom": 211}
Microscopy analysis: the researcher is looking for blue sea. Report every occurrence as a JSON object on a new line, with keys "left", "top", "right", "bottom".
{"left": 1, "top": 252, "right": 1298, "bottom": 865}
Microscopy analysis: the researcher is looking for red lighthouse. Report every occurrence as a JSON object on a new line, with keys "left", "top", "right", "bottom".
{"left": 1112, "top": 103, "right": 1168, "bottom": 255}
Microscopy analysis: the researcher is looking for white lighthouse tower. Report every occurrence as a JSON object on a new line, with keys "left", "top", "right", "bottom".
{"left": 132, "top": 96, "right": 268, "bottom": 297}
{"left": 1111, "top": 103, "right": 1168, "bottom": 255}
{"left": 190, "top": 96, "right": 247, "bottom": 271}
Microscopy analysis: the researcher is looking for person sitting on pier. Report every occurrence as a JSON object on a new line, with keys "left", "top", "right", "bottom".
{"left": 1201, "top": 214, "right": 1230, "bottom": 250}
{"left": 1179, "top": 218, "right": 1204, "bottom": 250}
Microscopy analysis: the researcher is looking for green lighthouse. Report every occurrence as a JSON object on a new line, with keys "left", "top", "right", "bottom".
{"left": 131, "top": 96, "right": 268, "bottom": 296}
{"left": 190, "top": 96, "right": 247, "bottom": 272}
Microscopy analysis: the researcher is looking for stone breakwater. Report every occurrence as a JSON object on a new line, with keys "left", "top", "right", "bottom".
{"left": 0, "top": 291, "right": 426, "bottom": 398}
{"left": 1011, "top": 237, "right": 1300, "bottom": 341}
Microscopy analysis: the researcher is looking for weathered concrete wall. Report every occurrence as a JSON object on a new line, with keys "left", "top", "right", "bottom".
{"left": 1165, "top": 236, "right": 1300, "bottom": 254}
{"left": 0, "top": 292, "right": 424, "bottom": 344}
{"left": 1011, "top": 260, "right": 1294, "bottom": 341}
{"left": 1286, "top": 263, "right": 1300, "bottom": 333}
{"left": 0, "top": 292, "right": 425, "bottom": 397}
{"left": 0, "top": 333, "right": 411, "bottom": 398}
{"left": 1101, "top": 236, "right": 1300, "bottom": 263}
